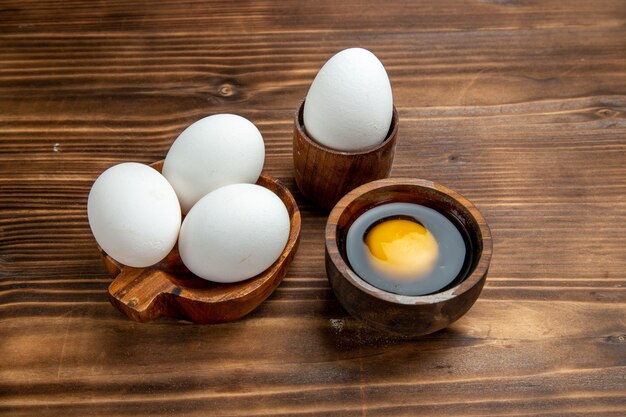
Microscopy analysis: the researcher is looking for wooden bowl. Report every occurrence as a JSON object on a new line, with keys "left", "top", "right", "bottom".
{"left": 98, "top": 160, "right": 301, "bottom": 324}
{"left": 325, "top": 178, "right": 492, "bottom": 336}
{"left": 293, "top": 98, "right": 398, "bottom": 211}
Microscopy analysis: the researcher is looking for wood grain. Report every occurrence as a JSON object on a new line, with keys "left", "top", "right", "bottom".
{"left": 1, "top": 0, "right": 625, "bottom": 415}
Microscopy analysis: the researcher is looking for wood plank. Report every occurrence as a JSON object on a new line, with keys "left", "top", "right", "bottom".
{"left": 1, "top": 0, "right": 625, "bottom": 415}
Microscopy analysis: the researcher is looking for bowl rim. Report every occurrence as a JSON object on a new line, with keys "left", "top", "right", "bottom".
{"left": 325, "top": 178, "right": 492, "bottom": 305}
{"left": 294, "top": 97, "right": 399, "bottom": 156}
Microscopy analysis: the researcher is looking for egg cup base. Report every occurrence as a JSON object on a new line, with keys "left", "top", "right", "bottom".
{"left": 293, "top": 98, "right": 398, "bottom": 211}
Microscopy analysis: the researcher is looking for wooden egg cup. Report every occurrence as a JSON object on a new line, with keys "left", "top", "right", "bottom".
{"left": 293, "top": 98, "right": 398, "bottom": 211}
{"left": 98, "top": 160, "right": 301, "bottom": 324}
{"left": 325, "top": 178, "right": 492, "bottom": 337}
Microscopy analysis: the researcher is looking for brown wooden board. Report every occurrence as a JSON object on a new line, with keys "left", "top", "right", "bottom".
{"left": 1, "top": 1, "right": 625, "bottom": 415}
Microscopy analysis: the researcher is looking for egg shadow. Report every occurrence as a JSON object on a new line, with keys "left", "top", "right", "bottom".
{"left": 316, "top": 297, "right": 482, "bottom": 378}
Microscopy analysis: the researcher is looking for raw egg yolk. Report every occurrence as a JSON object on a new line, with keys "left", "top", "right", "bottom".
{"left": 364, "top": 219, "right": 439, "bottom": 280}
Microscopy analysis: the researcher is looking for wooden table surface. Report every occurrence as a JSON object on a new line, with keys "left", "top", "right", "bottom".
{"left": 2, "top": 1, "right": 625, "bottom": 415}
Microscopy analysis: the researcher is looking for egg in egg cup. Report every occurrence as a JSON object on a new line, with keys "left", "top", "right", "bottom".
{"left": 293, "top": 48, "right": 399, "bottom": 211}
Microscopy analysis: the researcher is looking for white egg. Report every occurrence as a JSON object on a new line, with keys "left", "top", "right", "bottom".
{"left": 162, "top": 114, "right": 265, "bottom": 214}
{"left": 304, "top": 48, "right": 394, "bottom": 152}
{"left": 88, "top": 163, "right": 181, "bottom": 268}
{"left": 178, "top": 184, "right": 290, "bottom": 283}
